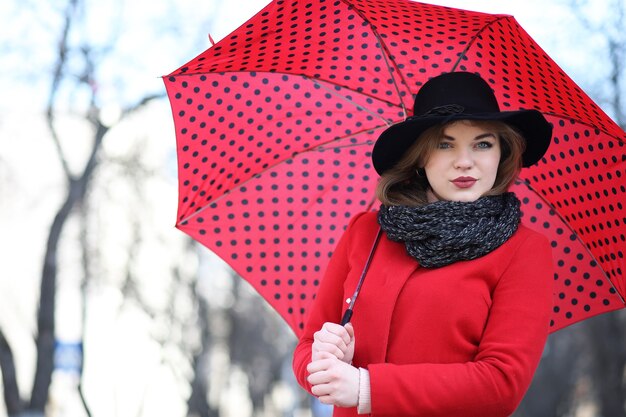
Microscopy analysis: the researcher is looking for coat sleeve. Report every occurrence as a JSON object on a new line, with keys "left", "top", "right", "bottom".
{"left": 292, "top": 212, "right": 371, "bottom": 393}
{"left": 368, "top": 231, "right": 554, "bottom": 417}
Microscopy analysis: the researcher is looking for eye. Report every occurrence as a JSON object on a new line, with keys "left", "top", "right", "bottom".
{"left": 437, "top": 141, "right": 452, "bottom": 149}
{"left": 476, "top": 141, "right": 494, "bottom": 149}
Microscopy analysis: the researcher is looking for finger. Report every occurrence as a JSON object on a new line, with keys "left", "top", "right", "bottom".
{"left": 306, "top": 354, "right": 334, "bottom": 373}
{"left": 323, "top": 322, "right": 351, "bottom": 345}
{"left": 313, "top": 331, "right": 346, "bottom": 351}
{"left": 317, "top": 351, "right": 335, "bottom": 360}
{"left": 307, "top": 370, "right": 329, "bottom": 386}
{"left": 344, "top": 322, "right": 355, "bottom": 340}
{"left": 312, "top": 348, "right": 341, "bottom": 362}
{"left": 312, "top": 384, "right": 333, "bottom": 398}
{"left": 314, "top": 329, "right": 348, "bottom": 353}
{"left": 312, "top": 342, "right": 345, "bottom": 360}
{"left": 321, "top": 322, "right": 350, "bottom": 346}
{"left": 318, "top": 395, "right": 334, "bottom": 405}
{"left": 311, "top": 379, "right": 332, "bottom": 397}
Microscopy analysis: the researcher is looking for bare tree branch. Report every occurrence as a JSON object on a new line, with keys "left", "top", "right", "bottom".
{"left": 568, "top": 0, "right": 625, "bottom": 127}
{"left": 46, "top": 0, "right": 79, "bottom": 179}
{"left": 608, "top": 39, "right": 624, "bottom": 127}
{"left": 121, "top": 92, "right": 167, "bottom": 118}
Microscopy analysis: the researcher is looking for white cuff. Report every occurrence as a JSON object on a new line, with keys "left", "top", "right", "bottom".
{"left": 357, "top": 368, "right": 371, "bottom": 414}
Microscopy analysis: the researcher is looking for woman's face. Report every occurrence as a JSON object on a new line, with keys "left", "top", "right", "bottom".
{"left": 423, "top": 121, "right": 501, "bottom": 202}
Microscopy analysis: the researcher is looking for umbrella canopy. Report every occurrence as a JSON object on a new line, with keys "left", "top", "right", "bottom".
{"left": 164, "top": 0, "right": 626, "bottom": 336}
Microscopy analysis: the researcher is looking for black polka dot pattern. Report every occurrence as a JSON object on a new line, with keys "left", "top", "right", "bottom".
{"left": 515, "top": 177, "right": 624, "bottom": 331}
{"left": 164, "top": 0, "right": 626, "bottom": 335}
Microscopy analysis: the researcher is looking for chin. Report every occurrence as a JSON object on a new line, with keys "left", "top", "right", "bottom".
{"left": 447, "top": 193, "right": 483, "bottom": 203}
{"left": 429, "top": 188, "right": 486, "bottom": 203}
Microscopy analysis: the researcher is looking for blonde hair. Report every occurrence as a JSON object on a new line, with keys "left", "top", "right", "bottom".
{"left": 375, "top": 120, "right": 526, "bottom": 206}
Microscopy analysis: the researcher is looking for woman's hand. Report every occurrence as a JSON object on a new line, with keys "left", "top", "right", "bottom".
{"left": 307, "top": 352, "right": 360, "bottom": 408}
{"left": 312, "top": 322, "right": 355, "bottom": 363}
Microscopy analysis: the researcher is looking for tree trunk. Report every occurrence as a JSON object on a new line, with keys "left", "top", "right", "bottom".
{"left": 0, "top": 329, "right": 23, "bottom": 415}
{"left": 30, "top": 178, "right": 86, "bottom": 411}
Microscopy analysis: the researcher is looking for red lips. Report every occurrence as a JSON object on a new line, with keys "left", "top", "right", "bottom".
{"left": 451, "top": 176, "right": 477, "bottom": 188}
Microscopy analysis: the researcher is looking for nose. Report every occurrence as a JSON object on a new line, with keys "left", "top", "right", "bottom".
{"left": 453, "top": 148, "right": 474, "bottom": 169}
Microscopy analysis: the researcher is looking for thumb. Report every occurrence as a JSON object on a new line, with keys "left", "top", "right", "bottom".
{"left": 344, "top": 322, "right": 355, "bottom": 340}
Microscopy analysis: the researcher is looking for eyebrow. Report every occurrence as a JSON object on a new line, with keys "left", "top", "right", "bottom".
{"left": 441, "top": 133, "right": 497, "bottom": 141}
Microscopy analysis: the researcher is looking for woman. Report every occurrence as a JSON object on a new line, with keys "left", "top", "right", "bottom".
{"left": 292, "top": 72, "right": 555, "bottom": 417}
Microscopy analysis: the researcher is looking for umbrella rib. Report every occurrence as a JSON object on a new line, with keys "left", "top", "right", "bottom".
{"left": 517, "top": 178, "right": 625, "bottom": 304}
{"left": 169, "top": 71, "right": 405, "bottom": 118}
{"left": 541, "top": 112, "right": 626, "bottom": 146}
{"left": 178, "top": 122, "right": 391, "bottom": 225}
{"left": 337, "top": 0, "right": 411, "bottom": 119}
{"left": 378, "top": 46, "right": 409, "bottom": 119}
{"left": 299, "top": 123, "right": 389, "bottom": 152}
{"left": 451, "top": 15, "right": 511, "bottom": 72}
{"left": 171, "top": 69, "right": 412, "bottom": 130}
{"left": 309, "top": 78, "right": 394, "bottom": 126}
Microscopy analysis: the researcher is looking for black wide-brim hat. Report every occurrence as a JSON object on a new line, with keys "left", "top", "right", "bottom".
{"left": 372, "top": 72, "right": 553, "bottom": 175}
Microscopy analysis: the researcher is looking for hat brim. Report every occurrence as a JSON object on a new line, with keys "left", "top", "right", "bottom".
{"left": 372, "top": 109, "right": 553, "bottom": 175}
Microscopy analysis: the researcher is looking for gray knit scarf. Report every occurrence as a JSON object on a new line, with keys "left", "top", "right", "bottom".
{"left": 377, "top": 192, "right": 521, "bottom": 268}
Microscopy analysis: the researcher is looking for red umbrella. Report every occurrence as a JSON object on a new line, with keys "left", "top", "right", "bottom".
{"left": 164, "top": 0, "right": 626, "bottom": 336}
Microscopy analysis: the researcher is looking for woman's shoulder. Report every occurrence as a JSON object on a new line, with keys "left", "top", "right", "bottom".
{"left": 349, "top": 210, "right": 378, "bottom": 226}
{"left": 343, "top": 211, "right": 380, "bottom": 240}
{"left": 508, "top": 223, "right": 552, "bottom": 253}
{"left": 515, "top": 223, "right": 550, "bottom": 240}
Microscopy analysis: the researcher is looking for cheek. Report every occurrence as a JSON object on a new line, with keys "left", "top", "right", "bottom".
{"left": 487, "top": 160, "right": 500, "bottom": 175}
{"left": 424, "top": 163, "right": 445, "bottom": 185}
{"left": 424, "top": 155, "right": 446, "bottom": 173}
{"left": 482, "top": 160, "right": 501, "bottom": 190}
{"left": 483, "top": 153, "right": 501, "bottom": 177}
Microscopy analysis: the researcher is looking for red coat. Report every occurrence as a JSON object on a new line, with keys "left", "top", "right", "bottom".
{"left": 293, "top": 211, "right": 554, "bottom": 417}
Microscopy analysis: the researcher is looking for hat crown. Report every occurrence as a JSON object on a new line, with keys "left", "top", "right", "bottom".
{"left": 413, "top": 72, "right": 501, "bottom": 117}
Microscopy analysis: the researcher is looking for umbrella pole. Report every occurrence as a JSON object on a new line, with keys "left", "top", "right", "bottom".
{"left": 340, "top": 227, "right": 382, "bottom": 325}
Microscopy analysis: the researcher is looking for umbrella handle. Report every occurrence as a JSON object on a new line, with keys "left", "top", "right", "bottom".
{"left": 339, "top": 227, "right": 382, "bottom": 326}
{"left": 340, "top": 309, "right": 353, "bottom": 326}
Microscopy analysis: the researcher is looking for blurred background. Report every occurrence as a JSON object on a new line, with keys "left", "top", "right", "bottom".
{"left": 0, "top": 0, "right": 624, "bottom": 416}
